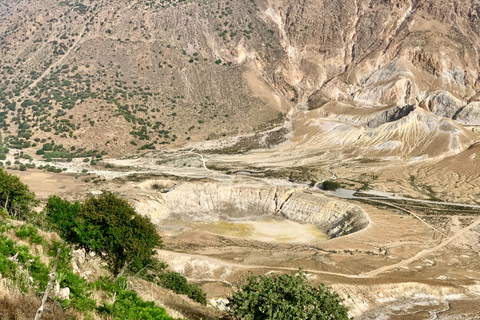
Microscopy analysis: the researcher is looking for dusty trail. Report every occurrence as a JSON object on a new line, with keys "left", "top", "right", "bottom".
{"left": 27, "top": 26, "right": 87, "bottom": 90}
{"left": 188, "top": 149, "right": 214, "bottom": 172}
{"left": 156, "top": 249, "right": 362, "bottom": 280}
{"left": 358, "top": 217, "right": 480, "bottom": 278}
{"left": 372, "top": 200, "right": 445, "bottom": 235}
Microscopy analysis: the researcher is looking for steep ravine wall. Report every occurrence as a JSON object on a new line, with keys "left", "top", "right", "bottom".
{"left": 141, "top": 182, "right": 369, "bottom": 238}
{"left": 276, "top": 191, "right": 368, "bottom": 237}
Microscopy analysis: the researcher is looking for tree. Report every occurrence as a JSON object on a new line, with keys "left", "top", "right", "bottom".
{"left": 45, "top": 196, "right": 82, "bottom": 244}
{"left": 46, "top": 191, "right": 162, "bottom": 275}
{"left": 0, "top": 167, "right": 38, "bottom": 219}
{"left": 322, "top": 180, "right": 341, "bottom": 191}
{"left": 227, "top": 270, "right": 350, "bottom": 320}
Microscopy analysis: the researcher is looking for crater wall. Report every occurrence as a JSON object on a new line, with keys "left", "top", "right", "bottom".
{"left": 142, "top": 182, "right": 369, "bottom": 238}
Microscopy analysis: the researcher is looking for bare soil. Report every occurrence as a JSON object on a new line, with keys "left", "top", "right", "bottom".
{"left": 10, "top": 146, "right": 480, "bottom": 319}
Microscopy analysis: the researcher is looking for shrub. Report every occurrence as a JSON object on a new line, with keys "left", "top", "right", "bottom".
{"left": 228, "top": 270, "right": 350, "bottom": 320}
{"left": 322, "top": 180, "right": 341, "bottom": 191}
{"left": 46, "top": 192, "right": 162, "bottom": 275}
{"left": 15, "top": 225, "right": 44, "bottom": 244}
{"left": 0, "top": 168, "right": 38, "bottom": 219}
{"left": 98, "top": 285, "right": 175, "bottom": 319}
{"left": 157, "top": 271, "right": 206, "bottom": 305}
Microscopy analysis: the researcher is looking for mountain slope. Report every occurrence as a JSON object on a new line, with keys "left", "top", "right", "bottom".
{"left": 0, "top": 0, "right": 479, "bottom": 158}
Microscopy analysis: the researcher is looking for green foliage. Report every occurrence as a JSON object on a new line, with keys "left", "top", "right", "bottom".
{"left": 46, "top": 196, "right": 82, "bottom": 244}
{"left": 98, "top": 277, "right": 176, "bottom": 320}
{"left": 322, "top": 180, "right": 341, "bottom": 191}
{"left": 46, "top": 192, "right": 162, "bottom": 275}
{"left": 227, "top": 270, "right": 350, "bottom": 320}
{"left": 0, "top": 168, "right": 38, "bottom": 220}
{"left": 156, "top": 271, "right": 207, "bottom": 305}
{"left": 1, "top": 222, "right": 96, "bottom": 312}
{"left": 0, "top": 231, "right": 49, "bottom": 292}
{"left": 14, "top": 225, "right": 45, "bottom": 244}
{"left": 60, "top": 270, "right": 96, "bottom": 311}
{"left": 0, "top": 219, "right": 176, "bottom": 317}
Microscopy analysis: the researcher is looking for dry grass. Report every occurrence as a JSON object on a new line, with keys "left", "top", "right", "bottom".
{"left": 131, "top": 279, "right": 225, "bottom": 320}
{"left": 0, "top": 281, "right": 65, "bottom": 320}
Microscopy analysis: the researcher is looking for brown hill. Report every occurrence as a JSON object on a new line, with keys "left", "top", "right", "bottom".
{"left": 0, "top": 0, "right": 479, "bottom": 159}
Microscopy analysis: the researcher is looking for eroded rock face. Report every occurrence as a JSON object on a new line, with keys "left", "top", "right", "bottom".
{"left": 53, "top": 282, "right": 70, "bottom": 300}
{"left": 420, "top": 91, "right": 464, "bottom": 119}
{"left": 140, "top": 182, "right": 369, "bottom": 238}
{"left": 260, "top": 0, "right": 480, "bottom": 159}
{"left": 276, "top": 191, "right": 368, "bottom": 237}
{"left": 453, "top": 102, "right": 480, "bottom": 125}
{"left": 271, "top": 0, "right": 480, "bottom": 101}
{"left": 366, "top": 105, "right": 416, "bottom": 128}
{"left": 335, "top": 282, "right": 480, "bottom": 319}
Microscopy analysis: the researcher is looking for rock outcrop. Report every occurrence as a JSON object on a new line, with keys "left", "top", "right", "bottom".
{"left": 420, "top": 91, "right": 464, "bottom": 119}
{"left": 453, "top": 102, "right": 480, "bottom": 125}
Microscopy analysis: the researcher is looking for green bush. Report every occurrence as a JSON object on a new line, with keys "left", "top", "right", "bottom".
{"left": 157, "top": 271, "right": 206, "bottom": 305}
{"left": 0, "top": 168, "right": 38, "bottom": 220}
{"left": 322, "top": 180, "right": 341, "bottom": 191}
{"left": 45, "top": 196, "right": 82, "bottom": 244}
{"left": 228, "top": 270, "right": 350, "bottom": 320}
{"left": 98, "top": 282, "right": 175, "bottom": 320}
{"left": 0, "top": 234, "right": 49, "bottom": 292}
{"left": 15, "top": 225, "right": 45, "bottom": 244}
{"left": 60, "top": 270, "right": 96, "bottom": 311}
{"left": 46, "top": 192, "right": 162, "bottom": 275}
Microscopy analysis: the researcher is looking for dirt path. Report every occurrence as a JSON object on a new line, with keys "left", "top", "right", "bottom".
{"left": 372, "top": 200, "right": 445, "bottom": 235}
{"left": 188, "top": 149, "right": 214, "bottom": 173}
{"left": 358, "top": 217, "right": 480, "bottom": 278}
{"left": 155, "top": 249, "right": 362, "bottom": 281}
{"left": 27, "top": 26, "right": 87, "bottom": 91}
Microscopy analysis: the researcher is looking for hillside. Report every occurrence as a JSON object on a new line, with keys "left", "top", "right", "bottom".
{"left": 3, "top": 1, "right": 480, "bottom": 319}
{"left": 0, "top": 0, "right": 479, "bottom": 159}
